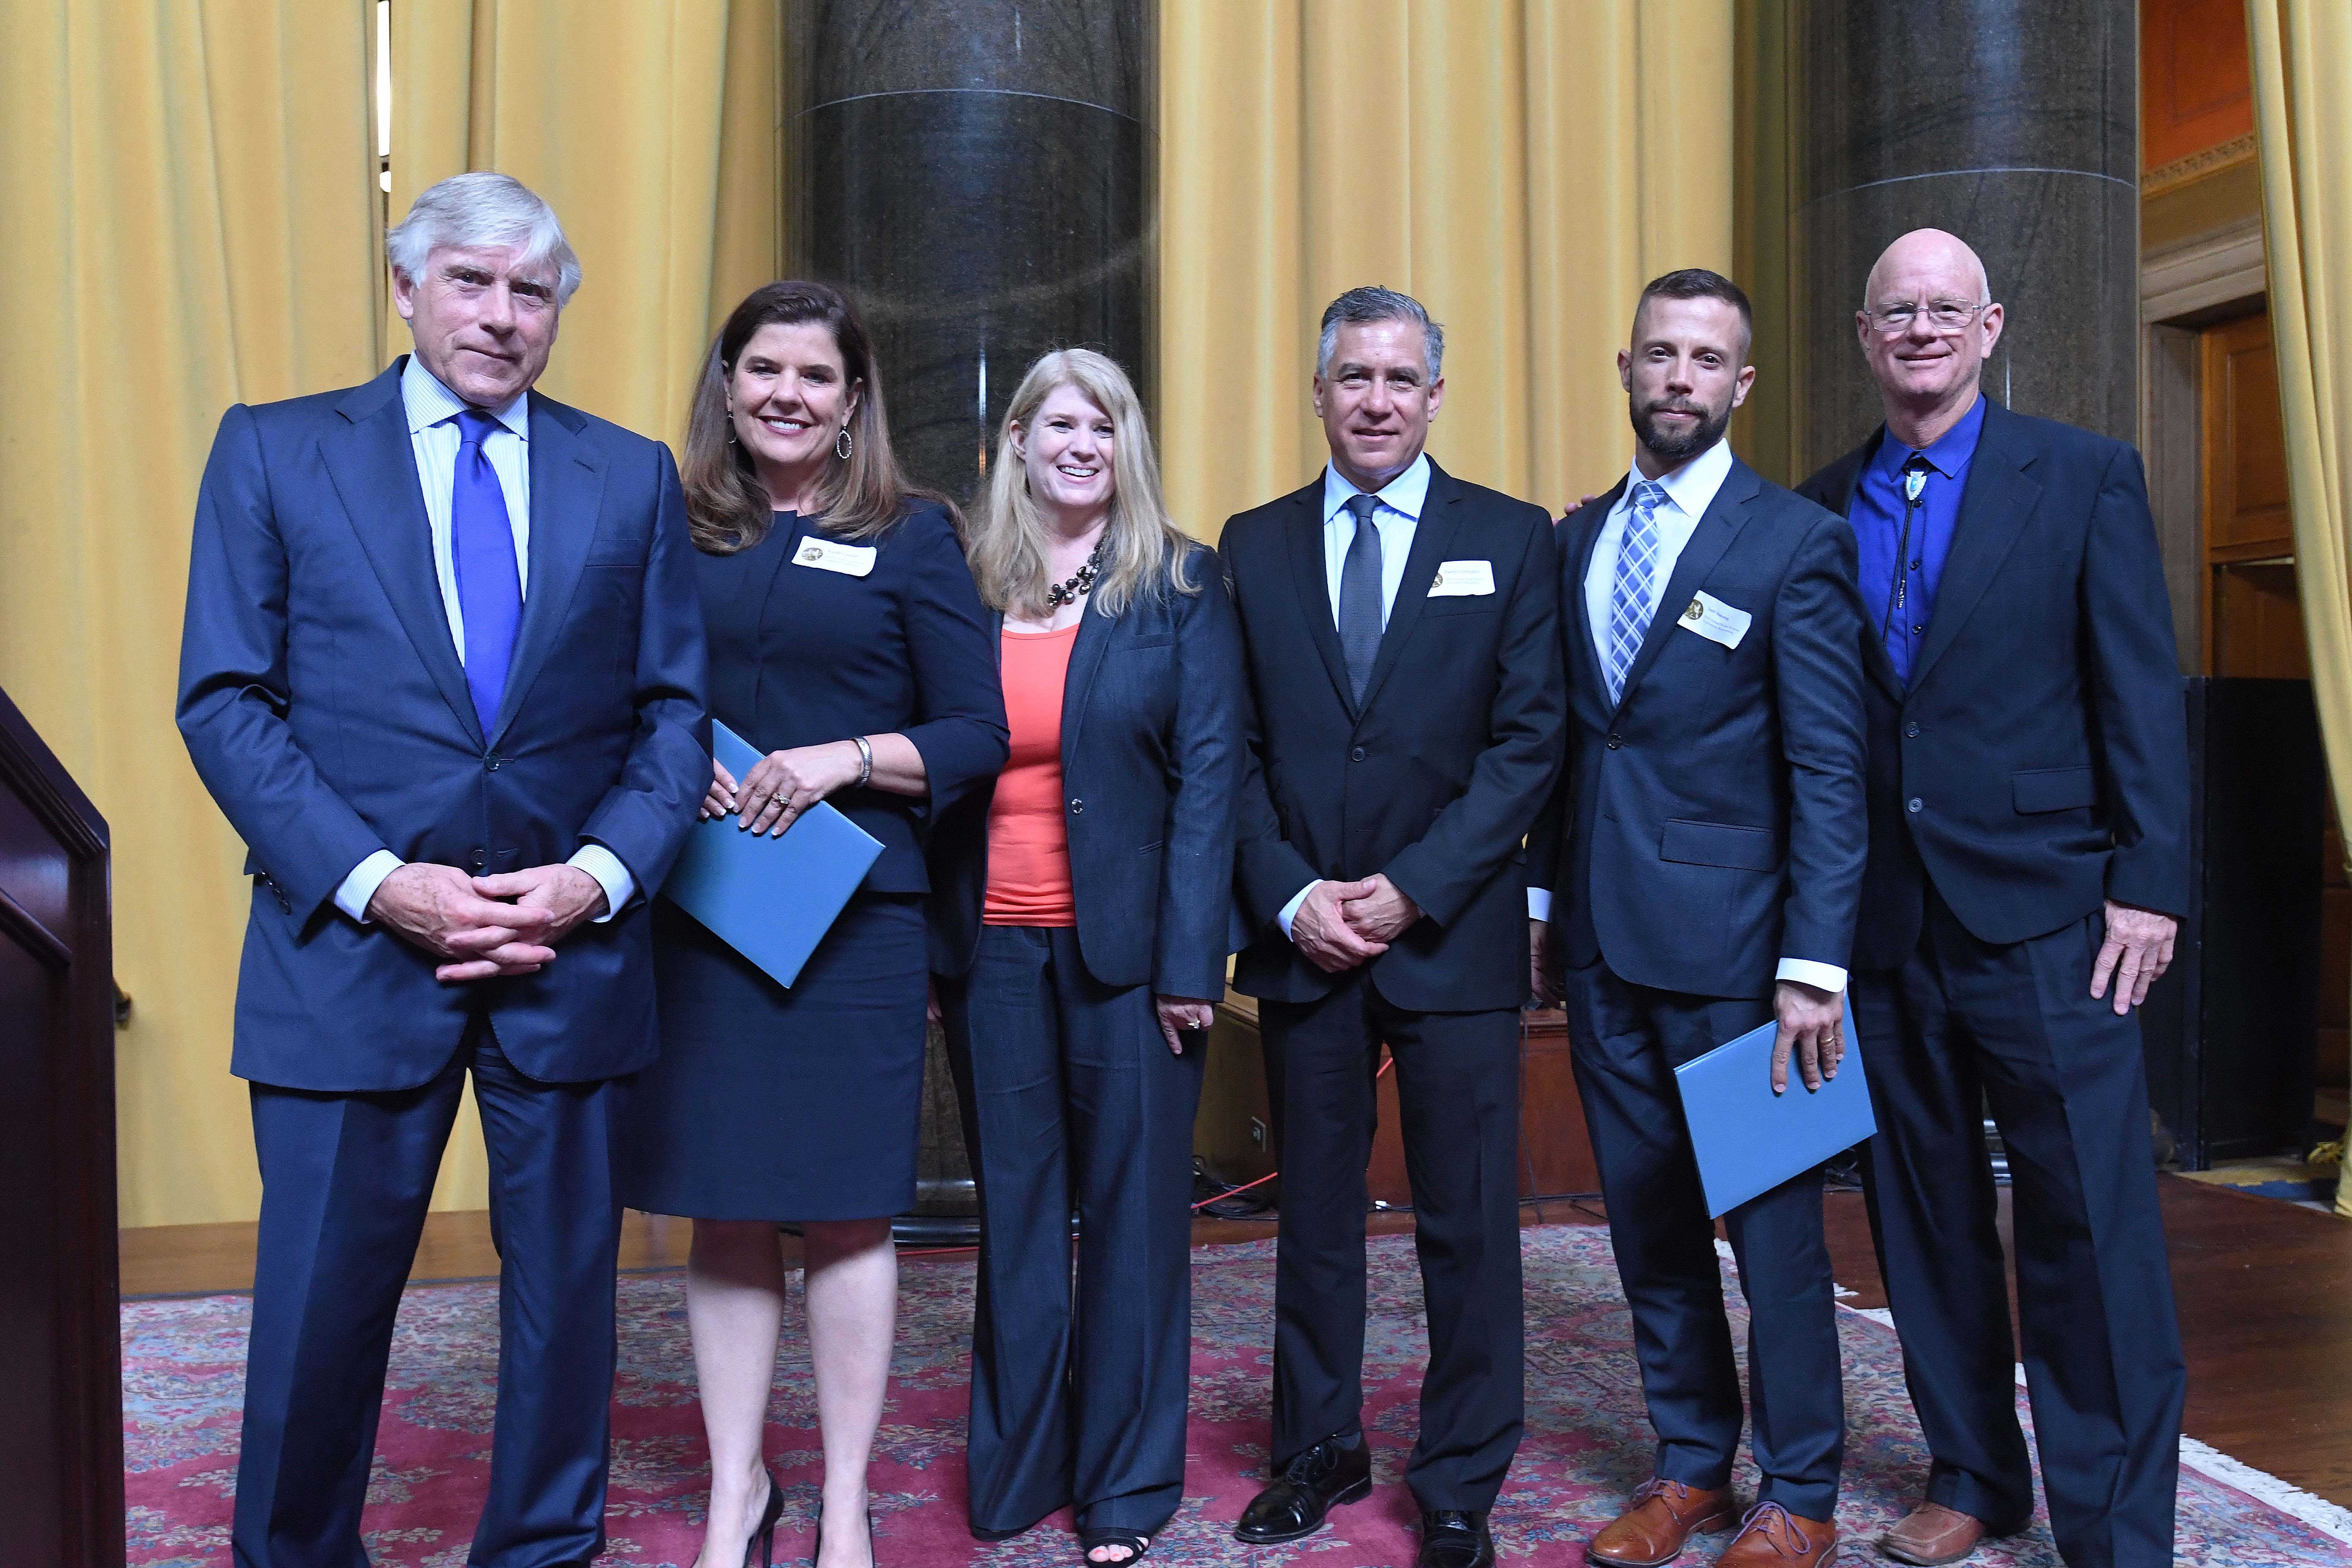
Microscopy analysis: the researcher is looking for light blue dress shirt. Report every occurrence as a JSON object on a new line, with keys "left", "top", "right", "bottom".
{"left": 332, "top": 357, "right": 634, "bottom": 926}
{"left": 1276, "top": 454, "right": 1432, "bottom": 938}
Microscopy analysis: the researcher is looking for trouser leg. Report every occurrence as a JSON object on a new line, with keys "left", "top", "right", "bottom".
{"left": 1058, "top": 929, "right": 1205, "bottom": 1534}
{"left": 1380, "top": 997, "right": 1526, "bottom": 1512}
{"left": 1944, "top": 906, "right": 2185, "bottom": 1568}
{"left": 1719, "top": 1167, "right": 1843, "bottom": 1519}
{"left": 1851, "top": 926, "right": 2036, "bottom": 1532}
{"left": 1259, "top": 977, "right": 1380, "bottom": 1464}
{"left": 233, "top": 1052, "right": 466, "bottom": 1568}
{"left": 466, "top": 1026, "right": 627, "bottom": 1568}
{"left": 942, "top": 926, "right": 1075, "bottom": 1534}
{"left": 1561, "top": 960, "right": 1746, "bottom": 1494}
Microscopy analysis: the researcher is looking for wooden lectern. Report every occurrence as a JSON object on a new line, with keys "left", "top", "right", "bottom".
{"left": 0, "top": 688, "right": 122, "bottom": 1567}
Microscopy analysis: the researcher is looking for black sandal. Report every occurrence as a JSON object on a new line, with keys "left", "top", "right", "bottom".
{"left": 1078, "top": 1530, "right": 1151, "bottom": 1566}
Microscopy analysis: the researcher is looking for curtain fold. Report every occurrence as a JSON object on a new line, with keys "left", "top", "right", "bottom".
{"left": 1159, "top": 0, "right": 1734, "bottom": 542}
{"left": 2248, "top": 0, "right": 2352, "bottom": 1213}
{"left": 0, "top": 0, "right": 380, "bottom": 1228}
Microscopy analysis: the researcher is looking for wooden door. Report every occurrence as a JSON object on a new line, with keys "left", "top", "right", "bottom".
{"left": 2200, "top": 310, "right": 2348, "bottom": 1103}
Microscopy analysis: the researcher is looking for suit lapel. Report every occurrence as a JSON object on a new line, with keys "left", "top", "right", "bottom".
{"left": 322, "top": 363, "right": 485, "bottom": 748}
{"left": 1565, "top": 481, "right": 1627, "bottom": 721}
{"left": 488, "top": 396, "right": 606, "bottom": 747}
{"left": 1614, "top": 459, "right": 1761, "bottom": 707}
{"left": 1058, "top": 602, "right": 1115, "bottom": 760}
{"left": 1283, "top": 486, "right": 1358, "bottom": 715}
{"left": 1907, "top": 402, "right": 2040, "bottom": 694}
{"left": 1354, "top": 463, "right": 1462, "bottom": 716}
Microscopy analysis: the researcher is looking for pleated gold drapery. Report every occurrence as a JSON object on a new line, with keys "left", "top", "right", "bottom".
{"left": 0, "top": 0, "right": 381, "bottom": 1228}
{"left": 2248, "top": 0, "right": 2352, "bottom": 1214}
{"left": 1158, "top": 0, "right": 1734, "bottom": 542}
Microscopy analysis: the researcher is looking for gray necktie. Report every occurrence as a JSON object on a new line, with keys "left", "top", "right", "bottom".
{"left": 1337, "top": 493, "right": 1383, "bottom": 702}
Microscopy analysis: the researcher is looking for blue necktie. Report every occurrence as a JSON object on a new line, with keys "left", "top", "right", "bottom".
{"left": 451, "top": 408, "right": 522, "bottom": 728}
{"left": 1605, "top": 480, "right": 1668, "bottom": 703}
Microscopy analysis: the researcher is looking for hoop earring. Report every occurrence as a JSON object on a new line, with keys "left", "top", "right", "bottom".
{"left": 836, "top": 426, "right": 854, "bottom": 461}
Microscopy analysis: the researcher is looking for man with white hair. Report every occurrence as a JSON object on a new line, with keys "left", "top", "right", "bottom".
{"left": 177, "top": 172, "right": 708, "bottom": 1565}
{"left": 1797, "top": 229, "right": 2190, "bottom": 1568}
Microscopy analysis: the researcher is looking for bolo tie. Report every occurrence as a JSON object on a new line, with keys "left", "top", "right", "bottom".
{"left": 1880, "top": 454, "right": 1931, "bottom": 649}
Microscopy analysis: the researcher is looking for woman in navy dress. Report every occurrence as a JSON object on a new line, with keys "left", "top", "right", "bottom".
{"left": 619, "top": 281, "right": 1007, "bottom": 1568}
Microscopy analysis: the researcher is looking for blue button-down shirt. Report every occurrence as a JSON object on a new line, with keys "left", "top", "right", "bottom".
{"left": 1850, "top": 394, "right": 1985, "bottom": 686}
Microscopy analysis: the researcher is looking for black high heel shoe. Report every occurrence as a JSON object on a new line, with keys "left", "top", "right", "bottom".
{"left": 810, "top": 1502, "right": 878, "bottom": 1568}
{"left": 741, "top": 1468, "right": 785, "bottom": 1568}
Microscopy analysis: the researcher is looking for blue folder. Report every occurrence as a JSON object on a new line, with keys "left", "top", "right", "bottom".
{"left": 1671, "top": 994, "right": 1876, "bottom": 1218}
{"left": 657, "top": 720, "right": 884, "bottom": 989}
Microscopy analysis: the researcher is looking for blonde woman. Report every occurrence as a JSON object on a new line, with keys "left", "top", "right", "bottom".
{"left": 927, "top": 349, "right": 1244, "bottom": 1566}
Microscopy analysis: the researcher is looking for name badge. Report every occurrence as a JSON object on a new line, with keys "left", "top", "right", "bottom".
{"left": 1429, "top": 559, "right": 1496, "bottom": 597}
{"left": 1677, "top": 589, "right": 1752, "bottom": 649}
{"left": 793, "top": 537, "right": 876, "bottom": 578}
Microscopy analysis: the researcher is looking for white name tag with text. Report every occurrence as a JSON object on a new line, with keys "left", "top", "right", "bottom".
{"left": 1429, "top": 559, "right": 1496, "bottom": 597}
{"left": 1677, "top": 589, "right": 1752, "bottom": 649}
{"left": 792, "top": 537, "right": 877, "bottom": 578}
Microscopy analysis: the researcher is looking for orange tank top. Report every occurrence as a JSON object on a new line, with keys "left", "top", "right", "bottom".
{"left": 983, "top": 623, "right": 1080, "bottom": 926}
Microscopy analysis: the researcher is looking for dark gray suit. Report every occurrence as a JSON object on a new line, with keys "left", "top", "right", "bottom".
{"left": 928, "top": 542, "right": 1243, "bottom": 1538}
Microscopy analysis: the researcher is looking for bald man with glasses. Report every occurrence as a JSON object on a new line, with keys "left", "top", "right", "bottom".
{"left": 1797, "top": 229, "right": 2190, "bottom": 1568}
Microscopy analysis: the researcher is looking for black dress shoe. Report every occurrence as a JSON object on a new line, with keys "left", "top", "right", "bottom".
{"left": 1232, "top": 1434, "right": 1374, "bottom": 1544}
{"left": 1416, "top": 1510, "right": 1496, "bottom": 1568}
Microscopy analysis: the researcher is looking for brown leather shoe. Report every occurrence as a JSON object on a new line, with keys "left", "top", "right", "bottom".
{"left": 1586, "top": 1478, "right": 1738, "bottom": 1568}
{"left": 1716, "top": 1502, "right": 1839, "bottom": 1567}
{"left": 1877, "top": 1503, "right": 1989, "bottom": 1566}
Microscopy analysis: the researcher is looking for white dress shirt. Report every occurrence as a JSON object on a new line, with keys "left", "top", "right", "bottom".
{"left": 331, "top": 357, "right": 634, "bottom": 926}
{"left": 1530, "top": 436, "right": 1843, "bottom": 994}
{"left": 1276, "top": 455, "right": 1432, "bottom": 938}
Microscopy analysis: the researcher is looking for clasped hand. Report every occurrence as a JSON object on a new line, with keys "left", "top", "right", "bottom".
{"left": 702, "top": 744, "right": 863, "bottom": 836}
{"left": 366, "top": 861, "right": 607, "bottom": 983}
{"left": 1290, "top": 874, "right": 1421, "bottom": 973}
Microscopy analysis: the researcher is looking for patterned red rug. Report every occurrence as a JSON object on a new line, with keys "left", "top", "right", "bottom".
{"left": 124, "top": 1225, "right": 2352, "bottom": 1566}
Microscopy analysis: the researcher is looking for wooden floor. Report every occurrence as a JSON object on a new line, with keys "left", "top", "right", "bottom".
{"left": 120, "top": 1176, "right": 2352, "bottom": 1508}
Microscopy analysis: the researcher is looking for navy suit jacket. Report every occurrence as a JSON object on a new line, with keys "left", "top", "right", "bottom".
{"left": 1221, "top": 460, "right": 1566, "bottom": 1012}
{"left": 926, "top": 542, "right": 1245, "bottom": 999}
{"left": 1796, "top": 400, "right": 2191, "bottom": 965}
{"left": 1529, "top": 456, "right": 1870, "bottom": 998}
{"left": 177, "top": 358, "right": 710, "bottom": 1092}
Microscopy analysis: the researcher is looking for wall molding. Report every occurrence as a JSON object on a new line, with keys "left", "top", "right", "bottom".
{"left": 2145, "top": 133, "right": 2258, "bottom": 196}
{"left": 2143, "top": 218, "right": 2268, "bottom": 324}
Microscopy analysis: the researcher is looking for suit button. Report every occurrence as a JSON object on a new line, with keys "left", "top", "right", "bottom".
{"left": 470, "top": 848, "right": 488, "bottom": 868}
{"left": 1068, "top": 798, "right": 1084, "bottom": 814}
{"left": 1350, "top": 747, "right": 1367, "bottom": 762}
{"left": 1606, "top": 734, "right": 1622, "bottom": 750}
{"left": 1904, "top": 722, "right": 1920, "bottom": 738}
{"left": 1906, "top": 798, "right": 1923, "bottom": 814}
{"left": 484, "top": 754, "right": 501, "bottom": 771}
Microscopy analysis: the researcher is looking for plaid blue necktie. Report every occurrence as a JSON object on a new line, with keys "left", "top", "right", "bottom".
{"left": 1605, "top": 480, "right": 1668, "bottom": 703}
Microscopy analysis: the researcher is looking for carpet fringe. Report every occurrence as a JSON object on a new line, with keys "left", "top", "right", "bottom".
{"left": 2178, "top": 1437, "right": 2352, "bottom": 1544}
{"left": 1835, "top": 1298, "right": 2352, "bottom": 1546}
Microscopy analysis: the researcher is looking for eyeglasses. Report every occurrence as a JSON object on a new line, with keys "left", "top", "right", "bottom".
{"left": 1865, "top": 300, "right": 1991, "bottom": 336}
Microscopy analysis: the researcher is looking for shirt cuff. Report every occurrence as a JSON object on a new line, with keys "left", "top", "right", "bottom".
{"left": 1277, "top": 879, "right": 1321, "bottom": 940}
{"left": 569, "top": 844, "right": 636, "bottom": 924}
{"left": 334, "top": 850, "right": 403, "bottom": 925}
{"left": 1775, "top": 957, "right": 1848, "bottom": 994}
{"left": 1527, "top": 887, "right": 1553, "bottom": 921}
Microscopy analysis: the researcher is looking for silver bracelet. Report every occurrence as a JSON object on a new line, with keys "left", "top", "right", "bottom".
{"left": 851, "top": 735, "right": 874, "bottom": 789}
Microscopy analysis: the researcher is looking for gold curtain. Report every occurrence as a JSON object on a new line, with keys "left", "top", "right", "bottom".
{"left": 1159, "top": 0, "right": 1734, "bottom": 542}
{"left": 2248, "top": 0, "right": 2352, "bottom": 1214}
{"left": 0, "top": 0, "right": 381, "bottom": 1228}
{"left": 389, "top": 0, "right": 783, "bottom": 445}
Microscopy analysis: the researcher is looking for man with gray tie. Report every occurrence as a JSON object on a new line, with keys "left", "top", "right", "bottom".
{"left": 177, "top": 172, "right": 708, "bottom": 1566}
{"left": 1220, "top": 286, "right": 1566, "bottom": 1568}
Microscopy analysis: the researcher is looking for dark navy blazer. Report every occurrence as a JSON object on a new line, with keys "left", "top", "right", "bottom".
{"left": 176, "top": 358, "right": 710, "bottom": 1092}
{"left": 1528, "top": 457, "right": 1870, "bottom": 998}
{"left": 926, "top": 542, "right": 1244, "bottom": 1000}
{"left": 1221, "top": 460, "right": 1567, "bottom": 1013}
{"left": 1796, "top": 400, "right": 2191, "bottom": 966}
{"left": 694, "top": 502, "right": 1007, "bottom": 893}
